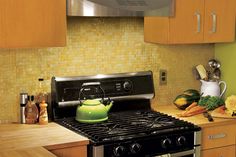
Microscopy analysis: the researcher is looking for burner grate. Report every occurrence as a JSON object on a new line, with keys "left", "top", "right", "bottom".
{"left": 56, "top": 110, "right": 197, "bottom": 145}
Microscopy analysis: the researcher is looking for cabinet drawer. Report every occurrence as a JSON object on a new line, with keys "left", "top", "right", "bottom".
{"left": 202, "top": 124, "right": 235, "bottom": 150}
{"left": 201, "top": 145, "right": 235, "bottom": 157}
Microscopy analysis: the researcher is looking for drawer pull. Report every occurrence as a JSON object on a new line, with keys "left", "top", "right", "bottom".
{"left": 208, "top": 133, "right": 226, "bottom": 139}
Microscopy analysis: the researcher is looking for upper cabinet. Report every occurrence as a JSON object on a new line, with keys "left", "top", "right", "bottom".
{"left": 0, "top": 0, "right": 66, "bottom": 48}
{"left": 144, "top": 0, "right": 236, "bottom": 44}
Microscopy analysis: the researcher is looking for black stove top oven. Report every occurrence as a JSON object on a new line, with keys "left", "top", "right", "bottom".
{"left": 50, "top": 71, "right": 201, "bottom": 157}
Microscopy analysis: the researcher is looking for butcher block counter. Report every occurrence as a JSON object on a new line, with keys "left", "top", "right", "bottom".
{"left": 154, "top": 105, "right": 236, "bottom": 127}
{"left": 0, "top": 122, "right": 89, "bottom": 157}
{"left": 0, "top": 147, "right": 57, "bottom": 157}
{"left": 1, "top": 105, "right": 236, "bottom": 157}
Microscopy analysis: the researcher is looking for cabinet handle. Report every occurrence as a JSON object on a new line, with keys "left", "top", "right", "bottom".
{"left": 211, "top": 12, "right": 217, "bottom": 33}
{"left": 195, "top": 12, "right": 201, "bottom": 33}
{"left": 208, "top": 133, "right": 226, "bottom": 139}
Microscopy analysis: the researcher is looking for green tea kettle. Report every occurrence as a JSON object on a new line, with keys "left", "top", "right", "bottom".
{"left": 75, "top": 82, "right": 113, "bottom": 123}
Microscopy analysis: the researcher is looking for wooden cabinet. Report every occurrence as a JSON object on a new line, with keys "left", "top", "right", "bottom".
{"left": 144, "top": 0, "right": 236, "bottom": 44}
{"left": 49, "top": 146, "right": 87, "bottom": 157}
{"left": 202, "top": 145, "right": 235, "bottom": 157}
{"left": 201, "top": 124, "right": 236, "bottom": 157}
{"left": 203, "top": 0, "right": 236, "bottom": 42}
{"left": 0, "top": 0, "right": 66, "bottom": 48}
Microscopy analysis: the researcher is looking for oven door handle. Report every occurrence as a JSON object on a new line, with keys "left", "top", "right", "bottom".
{"left": 155, "top": 149, "right": 195, "bottom": 157}
{"left": 170, "top": 149, "right": 194, "bottom": 157}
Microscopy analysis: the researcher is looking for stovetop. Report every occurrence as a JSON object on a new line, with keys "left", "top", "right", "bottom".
{"left": 51, "top": 72, "right": 201, "bottom": 157}
{"left": 56, "top": 110, "right": 200, "bottom": 145}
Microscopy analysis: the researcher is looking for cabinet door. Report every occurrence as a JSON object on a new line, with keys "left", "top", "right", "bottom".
{"left": 169, "top": 0, "right": 204, "bottom": 43}
{"left": 144, "top": 0, "right": 205, "bottom": 44}
{"left": 0, "top": 0, "right": 66, "bottom": 48}
{"left": 201, "top": 145, "right": 235, "bottom": 157}
{"left": 144, "top": 17, "right": 170, "bottom": 44}
{"left": 204, "top": 0, "right": 235, "bottom": 42}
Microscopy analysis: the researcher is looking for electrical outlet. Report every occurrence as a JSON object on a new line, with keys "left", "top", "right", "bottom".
{"left": 159, "top": 69, "right": 167, "bottom": 85}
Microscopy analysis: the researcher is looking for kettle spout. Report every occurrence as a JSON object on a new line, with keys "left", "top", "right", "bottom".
{"left": 105, "top": 101, "right": 113, "bottom": 112}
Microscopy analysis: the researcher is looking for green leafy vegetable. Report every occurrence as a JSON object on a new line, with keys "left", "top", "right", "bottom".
{"left": 198, "top": 96, "right": 224, "bottom": 110}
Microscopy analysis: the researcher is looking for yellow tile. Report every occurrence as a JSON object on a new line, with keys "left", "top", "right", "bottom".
{"left": 0, "top": 17, "right": 214, "bottom": 122}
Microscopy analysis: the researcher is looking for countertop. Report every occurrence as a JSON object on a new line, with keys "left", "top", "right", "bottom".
{"left": 0, "top": 122, "right": 89, "bottom": 152}
{"left": 155, "top": 105, "right": 236, "bottom": 128}
{"left": 1, "top": 105, "right": 236, "bottom": 157}
{"left": 0, "top": 147, "right": 57, "bottom": 157}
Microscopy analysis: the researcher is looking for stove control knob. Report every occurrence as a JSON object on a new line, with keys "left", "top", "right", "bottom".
{"left": 113, "top": 146, "right": 126, "bottom": 157}
{"left": 123, "top": 81, "right": 132, "bottom": 91}
{"left": 130, "top": 143, "right": 141, "bottom": 154}
{"left": 177, "top": 136, "right": 186, "bottom": 146}
{"left": 161, "top": 138, "right": 172, "bottom": 149}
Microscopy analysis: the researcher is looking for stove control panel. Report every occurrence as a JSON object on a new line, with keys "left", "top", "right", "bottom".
{"left": 103, "top": 80, "right": 133, "bottom": 94}
{"left": 103, "top": 131, "right": 195, "bottom": 157}
{"left": 122, "top": 81, "right": 132, "bottom": 92}
{"left": 52, "top": 71, "right": 154, "bottom": 107}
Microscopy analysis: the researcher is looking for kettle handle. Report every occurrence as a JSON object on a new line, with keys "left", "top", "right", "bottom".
{"left": 78, "top": 82, "right": 106, "bottom": 103}
{"left": 219, "top": 81, "right": 227, "bottom": 97}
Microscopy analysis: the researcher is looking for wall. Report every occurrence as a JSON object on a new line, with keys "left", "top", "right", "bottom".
{"left": 215, "top": 42, "right": 236, "bottom": 97}
{"left": 0, "top": 17, "right": 214, "bottom": 122}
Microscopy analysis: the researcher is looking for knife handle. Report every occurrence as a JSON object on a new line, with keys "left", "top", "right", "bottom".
{"left": 203, "top": 112, "right": 214, "bottom": 122}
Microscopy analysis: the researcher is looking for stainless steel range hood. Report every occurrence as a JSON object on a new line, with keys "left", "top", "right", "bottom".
{"left": 67, "top": 0, "right": 175, "bottom": 17}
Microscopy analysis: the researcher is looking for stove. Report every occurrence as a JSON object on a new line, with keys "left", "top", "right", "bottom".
{"left": 50, "top": 71, "right": 201, "bottom": 157}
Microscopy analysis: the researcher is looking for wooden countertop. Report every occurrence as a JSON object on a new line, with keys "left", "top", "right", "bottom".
{"left": 155, "top": 105, "right": 236, "bottom": 128}
{"left": 0, "top": 122, "right": 89, "bottom": 152}
{"left": 1, "top": 105, "right": 236, "bottom": 156}
{"left": 0, "top": 147, "right": 56, "bottom": 157}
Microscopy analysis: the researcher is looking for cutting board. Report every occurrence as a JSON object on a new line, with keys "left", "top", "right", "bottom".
{"left": 211, "top": 106, "right": 236, "bottom": 119}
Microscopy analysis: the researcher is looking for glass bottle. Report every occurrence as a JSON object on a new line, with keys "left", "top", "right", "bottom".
{"left": 39, "top": 100, "right": 48, "bottom": 125}
{"left": 25, "top": 95, "right": 39, "bottom": 124}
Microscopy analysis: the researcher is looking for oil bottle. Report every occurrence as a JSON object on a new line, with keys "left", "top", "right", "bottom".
{"left": 39, "top": 100, "right": 48, "bottom": 125}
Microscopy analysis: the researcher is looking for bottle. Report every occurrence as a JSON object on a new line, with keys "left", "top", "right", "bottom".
{"left": 37, "top": 78, "right": 47, "bottom": 103}
{"left": 25, "top": 95, "right": 39, "bottom": 124}
{"left": 39, "top": 100, "right": 48, "bottom": 125}
{"left": 20, "top": 93, "right": 28, "bottom": 124}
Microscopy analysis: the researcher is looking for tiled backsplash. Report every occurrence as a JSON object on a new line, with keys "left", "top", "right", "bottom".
{"left": 0, "top": 17, "right": 214, "bottom": 122}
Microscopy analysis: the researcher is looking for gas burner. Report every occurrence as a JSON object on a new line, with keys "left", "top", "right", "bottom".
{"left": 107, "top": 125, "right": 129, "bottom": 135}
{"left": 130, "top": 118, "right": 174, "bottom": 128}
{"left": 135, "top": 110, "right": 163, "bottom": 117}
{"left": 130, "top": 119, "right": 150, "bottom": 125}
{"left": 102, "top": 134, "right": 143, "bottom": 142}
{"left": 153, "top": 117, "right": 175, "bottom": 126}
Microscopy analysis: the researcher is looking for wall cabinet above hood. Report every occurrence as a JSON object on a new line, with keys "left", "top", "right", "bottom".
{"left": 67, "top": 0, "right": 175, "bottom": 17}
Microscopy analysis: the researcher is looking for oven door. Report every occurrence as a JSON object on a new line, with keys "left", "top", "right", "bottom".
{"left": 154, "top": 146, "right": 200, "bottom": 157}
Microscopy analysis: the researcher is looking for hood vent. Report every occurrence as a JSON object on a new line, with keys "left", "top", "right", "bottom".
{"left": 67, "top": 0, "right": 175, "bottom": 17}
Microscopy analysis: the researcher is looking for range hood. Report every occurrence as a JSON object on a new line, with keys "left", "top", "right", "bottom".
{"left": 67, "top": 0, "right": 175, "bottom": 17}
